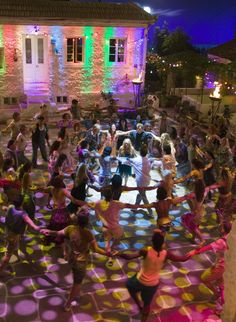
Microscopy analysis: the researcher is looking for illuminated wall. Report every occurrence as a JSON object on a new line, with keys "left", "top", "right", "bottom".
{"left": 0, "top": 24, "right": 147, "bottom": 105}
{"left": 0, "top": 25, "right": 24, "bottom": 95}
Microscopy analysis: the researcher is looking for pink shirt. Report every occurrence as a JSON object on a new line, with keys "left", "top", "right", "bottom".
{"left": 137, "top": 247, "right": 167, "bottom": 286}
{"left": 89, "top": 200, "right": 124, "bottom": 229}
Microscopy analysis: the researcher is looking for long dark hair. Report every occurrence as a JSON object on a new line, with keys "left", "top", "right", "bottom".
{"left": 55, "top": 154, "right": 67, "bottom": 168}
{"left": 192, "top": 158, "right": 204, "bottom": 170}
{"left": 58, "top": 127, "right": 66, "bottom": 140}
{"left": 152, "top": 231, "right": 165, "bottom": 256}
{"left": 118, "top": 117, "right": 128, "bottom": 131}
{"left": 49, "top": 140, "right": 61, "bottom": 156}
{"left": 195, "top": 179, "right": 205, "bottom": 202}
{"left": 18, "top": 162, "right": 32, "bottom": 180}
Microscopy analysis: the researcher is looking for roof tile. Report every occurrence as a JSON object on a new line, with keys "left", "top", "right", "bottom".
{"left": 0, "top": 0, "right": 155, "bottom": 23}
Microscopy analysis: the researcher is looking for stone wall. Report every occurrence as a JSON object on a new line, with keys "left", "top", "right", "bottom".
{"left": 0, "top": 25, "right": 24, "bottom": 98}
{"left": 0, "top": 24, "right": 147, "bottom": 109}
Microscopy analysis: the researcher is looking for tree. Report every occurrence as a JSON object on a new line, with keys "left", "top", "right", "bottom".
{"left": 146, "top": 27, "right": 211, "bottom": 94}
{"left": 161, "top": 28, "right": 194, "bottom": 55}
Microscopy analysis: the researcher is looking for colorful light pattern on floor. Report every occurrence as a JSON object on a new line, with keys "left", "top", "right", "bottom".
{"left": 0, "top": 128, "right": 221, "bottom": 321}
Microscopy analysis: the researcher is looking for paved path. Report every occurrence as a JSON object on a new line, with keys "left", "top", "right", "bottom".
{"left": 0, "top": 126, "right": 221, "bottom": 322}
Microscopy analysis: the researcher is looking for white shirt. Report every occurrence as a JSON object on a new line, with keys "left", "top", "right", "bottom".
{"left": 16, "top": 133, "right": 27, "bottom": 152}
{"left": 129, "top": 156, "right": 151, "bottom": 187}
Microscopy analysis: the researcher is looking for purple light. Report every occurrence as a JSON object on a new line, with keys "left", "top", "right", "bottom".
{"left": 42, "top": 310, "right": 57, "bottom": 320}
{"left": 14, "top": 299, "right": 37, "bottom": 316}
{"left": 10, "top": 285, "right": 24, "bottom": 295}
{"left": 48, "top": 296, "right": 63, "bottom": 306}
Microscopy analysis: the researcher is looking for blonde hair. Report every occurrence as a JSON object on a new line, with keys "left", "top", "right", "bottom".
{"left": 161, "top": 133, "right": 171, "bottom": 144}
{"left": 119, "top": 138, "right": 135, "bottom": 156}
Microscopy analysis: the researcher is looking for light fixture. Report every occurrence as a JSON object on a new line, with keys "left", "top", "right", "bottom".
{"left": 143, "top": 6, "right": 151, "bottom": 13}
{"left": 34, "top": 26, "right": 40, "bottom": 35}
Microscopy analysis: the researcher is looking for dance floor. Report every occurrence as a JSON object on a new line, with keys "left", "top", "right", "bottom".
{"left": 0, "top": 127, "right": 221, "bottom": 321}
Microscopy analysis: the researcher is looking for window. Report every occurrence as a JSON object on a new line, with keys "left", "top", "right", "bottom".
{"left": 25, "top": 38, "right": 32, "bottom": 64}
{"left": 37, "top": 38, "right": 44, "bottom": 64}
{"left": 3, "top": 97, "right": 17, "bottom": 105}
{"left": 0, "top": 47, "right": 4, "bottom": 68}
{"left": 56, "top": 96, "right": 68, "bottom": 104}
{"left": 66, "top": 37, "right": 83, "bottom": 63}
{"left": 109, "top": 38, "right": 126, "bottom": 63}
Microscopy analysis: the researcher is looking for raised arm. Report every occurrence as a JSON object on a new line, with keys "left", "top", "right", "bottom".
{"left": 90, "top": 239, "right": 108, "bottom": 256}
{"left": 166, "top": 250, "right": 190, "bottom": 262}
{"left": 88, "top": 184, "right": 101, "bottom": 192}
{"left": 116, "top": 130, "right": 132, "bottom": 136}
{"left": 122, "top": 184, "right": 159, "bottom": 192}
{"left": 171, "top": 192, "right": 195, "bottom": 204}
{"left": 23, "top": 215, "right": 40, "bottom": 231}
{"left": 118, "top": 248, "right": 147, "bottom": 260}
{"left": 174, "top": 172, "right": 192, "bottom": 184}
{"left": 37, "top": 186, "right": 53, "bottom": 194}
{"left": 147, "top": 132, "right": 161, "bottom": 142}
{"left": 40, "top": 228, "right": 65, "bottom": 238}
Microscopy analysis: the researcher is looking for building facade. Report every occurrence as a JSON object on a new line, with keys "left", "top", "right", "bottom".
{"left": 0, "top": 0, "right": 155, "bottom": 113}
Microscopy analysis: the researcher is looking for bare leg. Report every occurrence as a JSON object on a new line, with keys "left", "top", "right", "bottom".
{"left": 194, "top": 226, "right": 204, "bottom": 244}
{"left": 0, "top": 254, "right": 11, "bottom": 271}
{"left": 141, "top": 308, "right": 150, "bottom": 322}
{"left": 0, "top": 237, "right": 19, "bottom": 272}
{"left": 65, "top": 283, "right": 81, "bottom": 308}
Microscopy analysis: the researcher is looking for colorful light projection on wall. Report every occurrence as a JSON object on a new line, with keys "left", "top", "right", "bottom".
{"left": 0, "top": 23, "right": 146, "bottom": 96}
{"left": 81, "top": 26, "right": 94, "bottom": 94}
{"left": 50, "top": 26, "right": 64, "bottom": 91}
{"left": 3, "top": 25, "right": 19, "bottom": 76}
{"left": 78, "top": 26, "right": 146, "bottom": 94}
{"left": 0, "top": 25, "right": 5, "bottom": 75}
{"left": 103, "top": 26, "right": 115, "bottom": 92}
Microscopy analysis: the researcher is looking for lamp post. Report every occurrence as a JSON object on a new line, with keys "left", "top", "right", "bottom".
{"left": 209, "top": 82, "right": 222, "bottom": 124}
{"left": 209, "top": 96, "right": 222, "bottom": 124}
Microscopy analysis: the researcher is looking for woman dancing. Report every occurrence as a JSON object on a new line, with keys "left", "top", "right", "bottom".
{"left": 117, "top": 138, "right": 136, "bottom": 185}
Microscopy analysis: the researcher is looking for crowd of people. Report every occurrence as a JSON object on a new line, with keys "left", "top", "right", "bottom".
{"left": 0, "top": 102, "right": 235, "bottom": 321}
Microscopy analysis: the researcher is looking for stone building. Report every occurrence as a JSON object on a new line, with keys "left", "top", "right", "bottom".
{"left": 0, "top": 0, "right": 155, "bottom": 116}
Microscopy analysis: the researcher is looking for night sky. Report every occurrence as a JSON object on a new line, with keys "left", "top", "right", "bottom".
{"left": 104, "top": 0, "right": 236, "bottom": 45}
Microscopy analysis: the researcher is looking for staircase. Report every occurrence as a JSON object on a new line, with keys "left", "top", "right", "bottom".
{"left": 21, "top": 82, "right": 53, "bottom": 119}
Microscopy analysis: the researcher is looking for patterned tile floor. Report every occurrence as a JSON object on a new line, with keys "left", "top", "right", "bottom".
{"left": 0, "top": 126, "right": 221, "bottom": 321}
